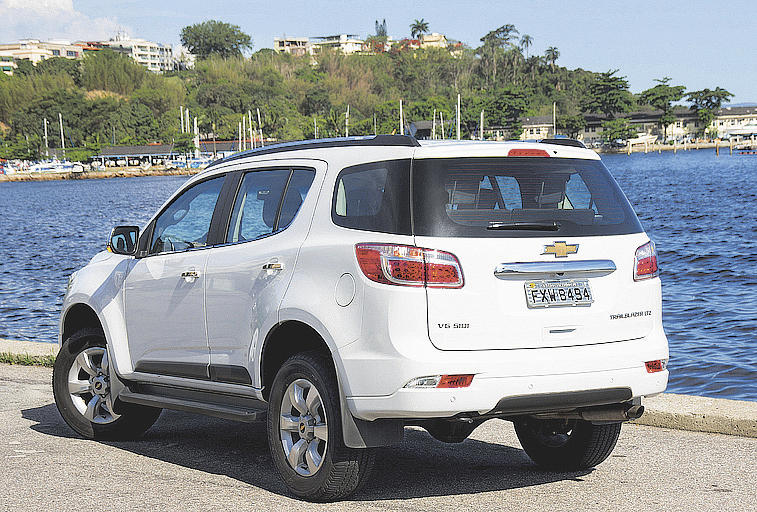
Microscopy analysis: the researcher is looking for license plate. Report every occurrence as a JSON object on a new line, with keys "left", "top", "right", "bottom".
{"left": 524, "top": 279, "right": 593, "bottom": 308}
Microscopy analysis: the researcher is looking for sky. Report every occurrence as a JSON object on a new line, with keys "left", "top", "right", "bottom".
{"left": 2, "top": 0, "right": 754, "bottom": 103}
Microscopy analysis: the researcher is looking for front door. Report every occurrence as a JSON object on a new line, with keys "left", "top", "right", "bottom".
{"left": 124, "top": 175, "right": 226, "bottom": 378}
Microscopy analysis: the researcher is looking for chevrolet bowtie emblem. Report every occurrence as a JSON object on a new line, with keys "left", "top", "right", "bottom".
{"left": 542, "top": 241, "right": 579, "bottom": 258}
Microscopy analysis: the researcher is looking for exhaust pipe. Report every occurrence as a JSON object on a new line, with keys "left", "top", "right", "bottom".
{"left": 534, "top": 403, "right": 645, "bottom": 422}
{"left": 579, "top": 404, "right": 644, "bottom": 422}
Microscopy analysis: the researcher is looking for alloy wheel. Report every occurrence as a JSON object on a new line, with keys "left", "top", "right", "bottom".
{"left": 67, "top": 347, "right": 120, "bottom": 424}
{"left": 279, "top": 378, "right": 328, "bottom": 476}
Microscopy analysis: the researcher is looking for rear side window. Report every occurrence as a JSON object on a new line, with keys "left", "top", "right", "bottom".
{"left": 332, "top": 159, "right": 411, "bottom": 235}
{"left": 413, "top": 157, "right": 642, "bottom": 238}
{"left": 227, "top": 168, "right": 315, "bottom": 243}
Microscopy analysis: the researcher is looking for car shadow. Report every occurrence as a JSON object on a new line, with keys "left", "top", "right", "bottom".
{"left": 22, "top": 403, "right": 592, "bottom": 501}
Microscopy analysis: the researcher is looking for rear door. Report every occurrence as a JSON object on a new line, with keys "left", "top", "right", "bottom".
{"left": 412, "top": 156, "right": 658, "bottom": 350}
{"left": 204, "top": 163, "right": 321, "bottom": 383}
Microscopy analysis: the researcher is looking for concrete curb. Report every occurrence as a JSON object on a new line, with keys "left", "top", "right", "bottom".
{"left": 0, "top": 338, "right": 59, "bottom": 357}
{"left": 633, "top": 393, "right": 757, "bottom": 438}
{"left": 1, "top": 339, "right": 755, "bottom": 437}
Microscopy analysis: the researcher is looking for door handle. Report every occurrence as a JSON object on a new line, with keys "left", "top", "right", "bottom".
{"left": 181, "top": 270, "right": 200, "bottom": 280}
{"left": 262, "top": 262, "right": 284, "bottom": 271}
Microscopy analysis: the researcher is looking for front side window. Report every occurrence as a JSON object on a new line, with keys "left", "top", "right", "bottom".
{"left": 226, "top": 168, "right": 315, "bottom": 243}
{"left": 150, "top": 176, "right": 224, "bottom": 254}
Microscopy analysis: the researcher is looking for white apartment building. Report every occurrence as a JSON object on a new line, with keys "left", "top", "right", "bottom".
{"left": 420, "top": 33, "right": 448, "bottom": 49}
{"left": 99, "top": 34, "right": 174, "bottom": 73}
{"left": 0, "top": 39, "right": 84, "bottom": 74}
{"left": 273, "top": 36, "right": 310, "bottom": 56}
{"left": 309, "top": 34, "right": 365, "bottom": 55}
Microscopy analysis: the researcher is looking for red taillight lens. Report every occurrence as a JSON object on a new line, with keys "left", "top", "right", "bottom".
{"left": 634, "top": 241, "right": 659, "bottom": 281}
{"left": 355, "top": 243, "right": 464, "bottom": 288}
{"left": 645, "top": 359, "right": 667, "bottom": 373}
{"left": 437, "top": 374, "right": 474, "bottom": 388}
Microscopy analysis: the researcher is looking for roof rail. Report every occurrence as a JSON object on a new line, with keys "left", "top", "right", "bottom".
{"left": 538, "top": 138, "right": 587, "bottom": 148}
{"left": 205, "top": 135, "right": 420, "bottom": 170}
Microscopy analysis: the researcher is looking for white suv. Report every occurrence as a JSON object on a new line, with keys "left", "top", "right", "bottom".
{"left": 54, "top": 135, "right": 668, "bottom": 501}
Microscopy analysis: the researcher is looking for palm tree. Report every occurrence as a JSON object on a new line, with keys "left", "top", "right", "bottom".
{"left": 410, "top": 19, "right": 430, "bottom": 40}
{"left": 520, "top": 34, "right": 533, "bottom": 58}
{"left": 545, "top": 46, "right": 560, "bottom": 71}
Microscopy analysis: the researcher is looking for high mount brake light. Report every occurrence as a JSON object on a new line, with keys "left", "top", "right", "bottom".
{"left": 507, "top": 148, "right": 551, "bottom": 157}
{"left": 355, "top": 243, "right": 464, "bottom": 288}
{"left": 634, "top": 241, "right": 659, "bottom": 281}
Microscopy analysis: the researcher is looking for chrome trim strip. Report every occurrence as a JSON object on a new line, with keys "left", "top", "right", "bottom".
{"left": 494, "top": 259, "right": 616, "bottom": 277}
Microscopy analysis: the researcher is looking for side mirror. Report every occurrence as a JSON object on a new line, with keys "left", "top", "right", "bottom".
{"left": 108, "top": 226, "right": 139, "bottom": 255}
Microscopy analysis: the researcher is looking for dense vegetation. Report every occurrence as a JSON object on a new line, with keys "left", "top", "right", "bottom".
{"left": 0, "top": 22, "right": 732, "bottom": 160}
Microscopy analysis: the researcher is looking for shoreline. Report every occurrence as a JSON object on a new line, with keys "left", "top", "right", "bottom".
{"left": 2, "top": 144, "right": 747, "bottom": 183}
{"left": 1, "top": 337, "right": 754, "bottom": 438}
{"left": 0, "top": 166, "right": 200, "bottom": 183}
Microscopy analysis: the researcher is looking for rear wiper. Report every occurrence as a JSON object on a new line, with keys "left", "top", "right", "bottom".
{"left": 487, "top": 221, "right": 561, "bottom": 231}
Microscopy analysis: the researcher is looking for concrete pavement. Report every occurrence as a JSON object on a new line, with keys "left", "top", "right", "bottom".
{"left": 1, "top": 363, "right": 756, "bottom": 511}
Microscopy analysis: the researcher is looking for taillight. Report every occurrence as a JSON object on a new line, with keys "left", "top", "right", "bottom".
{"left": 355, "top": 243, "right": 464, "bottom": 288}
{"left": 634, "top": 241, "right": 659, "bottom": 281}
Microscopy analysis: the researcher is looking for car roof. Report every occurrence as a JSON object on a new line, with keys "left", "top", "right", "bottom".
{"left": 199, "top": 135, "right": 600, "bottom": 178}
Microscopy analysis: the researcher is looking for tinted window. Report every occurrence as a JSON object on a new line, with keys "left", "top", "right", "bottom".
{"left": 413, "top": 157, "right": 642, "bottom": 238}
{"left": 279, "top": 169, "right": 316, "bottom": 230}
{"left": 150, "top": 176, "right": 224, "bottom": 254}
{"left": 332, "top": 159, "right": 411, "bottom": 235}
{"left": 227, "top": 170, "right": 290, "bottom": 243}
{"left": 226, "top": 168, "right": 315, "bottom": 243}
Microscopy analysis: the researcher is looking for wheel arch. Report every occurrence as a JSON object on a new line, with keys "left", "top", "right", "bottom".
{"left": 61, "top": 303, "right": 104, "bottom": 348}
{"left": 260, "top": 315, "right": 404, "bottom": 449}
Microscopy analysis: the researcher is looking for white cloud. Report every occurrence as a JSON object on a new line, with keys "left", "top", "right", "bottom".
{"left": 0, "top": 0, "right": 128, "bottom": 42}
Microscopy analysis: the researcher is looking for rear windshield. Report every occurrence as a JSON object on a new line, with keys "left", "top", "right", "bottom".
{"left": 412, "top": 157, "right": 642, "bottom": 238}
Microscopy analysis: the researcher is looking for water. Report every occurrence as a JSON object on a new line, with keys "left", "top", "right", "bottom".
{"left": 0, "top": 151, "right": 755, "bottom": 401}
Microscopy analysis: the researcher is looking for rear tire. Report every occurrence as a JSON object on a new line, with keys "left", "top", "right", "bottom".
{"left": 53, "top": 328, "right": 161, "bottom": 440}
{"left": 514, "top": 418, "right": 621, "bottom": 471}
{"left": 267, "top": 351, "right": 374, "bottom": 502}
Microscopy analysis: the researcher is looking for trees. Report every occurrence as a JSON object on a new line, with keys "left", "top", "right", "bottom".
{"left": 583, "top": 70, "right": 633, "bottom": 118}
{"left": 478, "top": 24, "right": 519, "bottom": 86}
{"left": 375, "top": 19, "right": 388, "bottom": 38}
{"left": 544, "top": 47, "right": 560, "bottom": 71}
{"left": 180, "top": 20, "right": 253, "bottom": 60}
{"left": 520, "top": 34, "right": 533, "bottom": 58}
{"left": 81, "top": 50, "right": 147, "bottom": 95}
{"left": 601, "top": 118, "right": 635, "bottom": 143}
{"left": 640, "top": 77, "right": 685, "bottom": 140}
{"left": 557, "top": 114, "right": 587, "bottom": 138}
{"left": 686, "top": 87, "right": 733, "bottom": 137}
{"left": 410, "top": 19, "right": 430, "bottom": 39}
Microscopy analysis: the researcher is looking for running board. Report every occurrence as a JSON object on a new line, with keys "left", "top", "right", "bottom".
{"left": 117, "top": 386, "right": 267, "bottom": 423}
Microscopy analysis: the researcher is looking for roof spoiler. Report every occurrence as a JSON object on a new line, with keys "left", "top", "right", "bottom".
{"left": 538, "top": 138, "right": 587, "bottom": 148}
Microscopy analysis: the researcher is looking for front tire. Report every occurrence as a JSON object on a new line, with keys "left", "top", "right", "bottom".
{"left": 53, "top": 328, "right": 161, "bottom": 440}
{"left": 267, "top": 351, "right": 374, "bottom": 502}
{"left": 514, "top": 418, "right": 621, "bottom": 471}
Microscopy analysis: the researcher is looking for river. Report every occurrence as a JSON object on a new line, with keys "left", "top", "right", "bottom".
{"left": 0, "top": 149, "right": 755, "bottom": 400}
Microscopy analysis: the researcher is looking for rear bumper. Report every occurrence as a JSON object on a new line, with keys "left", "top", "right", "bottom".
{"left": 346, "top": 365, "right": 668, "bottom": 421}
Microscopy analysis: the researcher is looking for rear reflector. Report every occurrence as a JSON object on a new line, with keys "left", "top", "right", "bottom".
{"left": 645, "top": 359, "right": 668, "bottom": 373}
{"left": 634, "top": 241, "right": 659, "bottom": 281}
{"left": 437, "top": 374, "right": 474, "bottom": 388}
{"left": 508, "top": 148, "right": 551, "bottom": 157}
{"left": 355, "top": 243, "right": 464, "bottom": 288}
